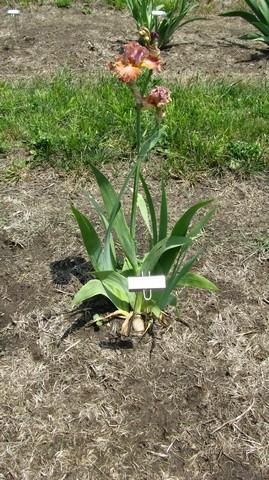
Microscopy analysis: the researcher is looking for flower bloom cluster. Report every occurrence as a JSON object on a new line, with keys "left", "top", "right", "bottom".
{"left": 109, "top": 42, "right": 171, "bottom": 117}
{"left": 139, "top": 27, "right": 160, "bottom": 55}
{"left": 109, "top": 41, "right": 160, "bottom": 83}
{"left": 143, "top": 86, "right": 171, "bottom": 109}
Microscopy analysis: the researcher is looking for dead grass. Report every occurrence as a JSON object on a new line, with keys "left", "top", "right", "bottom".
{"left": 0, "top": 168, "right": 268, "bottom": 479}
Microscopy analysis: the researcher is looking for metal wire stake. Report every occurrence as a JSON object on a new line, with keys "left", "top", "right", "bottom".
{"left": 142, "top": 271, "right": 152, "bottom": 301}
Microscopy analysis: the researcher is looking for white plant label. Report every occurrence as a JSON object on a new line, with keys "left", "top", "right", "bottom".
{"left": 152, "top": 10, "right": 167, "bottom": 17}
{"left": 7, "top": 9, "right": 20, "bottom": 15}
{"left": 128, "top": 275, "right": 166, "bottom": 292}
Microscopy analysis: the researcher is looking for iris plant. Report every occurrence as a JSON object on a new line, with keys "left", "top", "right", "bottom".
{"left": 71, "top": 39, "right": 217, "bottom": 337}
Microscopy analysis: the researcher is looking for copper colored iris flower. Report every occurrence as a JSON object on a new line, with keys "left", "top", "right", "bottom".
{"left": 143, "top": 86, "right": 171, "bottom": 108}
{"left": 109, "top": 41, "right": 161, "bottom": 83}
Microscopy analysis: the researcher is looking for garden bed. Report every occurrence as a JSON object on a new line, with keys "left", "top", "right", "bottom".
{"left": 1, "top": 168, "right": 268, "bottom": 479}
{"left": 1, "top": 3, "right": 269, "bottom": 80}
{"left": 0, "top": 3, "right": 269, "bottom": 480}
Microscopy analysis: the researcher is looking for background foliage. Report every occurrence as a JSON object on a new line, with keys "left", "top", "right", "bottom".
{"left": 1, "top": 73, "right": 268, "bottom": 178}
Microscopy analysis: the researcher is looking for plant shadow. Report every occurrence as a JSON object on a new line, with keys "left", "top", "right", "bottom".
{"left": 50, "top": 256, "right": 103, "bottom": 342}
{"left": 50, "top": 255, "right": 91, "bottom": 285}
{"left": 51, "top": 256, "right": 134, "bottom": 349}
{"left": 236, "top": 48, "right": 269, "bottom": 63}
{"left": 218, "top": 38, "right": 252, "bottom": 50}
{"left": 99, "top": 338, "right": 134, "bottom": 350}
{"left": 58, "top": 295, "right": 116, "bottom": 343}
{"left": 59, "top": 298, "right": 134, "bottom": 350}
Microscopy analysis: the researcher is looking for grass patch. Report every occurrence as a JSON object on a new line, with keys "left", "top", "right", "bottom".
{"left": 0, "top": 0, "right": 126, "bottom": 9}
{"left": 166, "top": 80, "right": 269, "bottom": 176}
{"left": 0, "top": 72, "right": 268, "bottom": 178}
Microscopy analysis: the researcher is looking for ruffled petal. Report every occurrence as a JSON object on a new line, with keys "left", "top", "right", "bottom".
{"left": 123, "top": 41, "right": 149, "bottom": 66}
{"left": 142, "top": 55, "right": 161, "bottom": 72}
{"left": 109, "top": 41, "right": 161, "bottom": 82}
{"left": 143, "top": 86, "right": 171, "bottom": 108}
{"left": 113, "top": 61, "right": 141, "bottom": 83}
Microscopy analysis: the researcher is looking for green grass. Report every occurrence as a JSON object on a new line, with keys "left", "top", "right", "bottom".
{"left": 0, "top": 0, "right": 126, "bottom": 9}
{"left": 55, "top": 0, "right": 72, "bottom": 7}
{"left": 0, "top": 72, "right": 268, "bottom": 178}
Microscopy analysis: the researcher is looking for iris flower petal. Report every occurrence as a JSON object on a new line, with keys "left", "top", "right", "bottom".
{"left": 142, "top": 55, "right": 161, "bottom": 72}
{"left": 109, "top": 41, "right": 161, "bottom": 83}
{"left": 143, "top": 86, "right": 171, "bottom": 108}
{"left": 113, "top": 62, "right": 141, "bottom": 82}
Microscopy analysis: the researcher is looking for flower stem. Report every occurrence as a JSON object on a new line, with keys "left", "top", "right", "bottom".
{"left": 136, "top": 104, "right": 141, "bottom": 154}
{"left": 130, "top": 71, "right": 153, "bottom": 241}
{"left": 130, "top": 105, "right": 142, "bottom": 240}
{"left": 141, "top": 70, "right": 152, "bottom": 96}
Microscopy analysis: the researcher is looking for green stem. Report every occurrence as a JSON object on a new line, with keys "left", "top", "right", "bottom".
{"left": 130, "top": 72, "right": 153, "bottom": 241}
{"left": 141, "top": 70, "right": 152, "bottom": 96}
{"left": 130, "top": 105, "right": 142, "bottom": 240}
{"left": 154, "top": 16, "right": 158, "bottom": 35}
{"left": 134, "top": 291, "right": 143, "bottom": 315}
{"left": 136, "top": 104, "right": 141, "bottom": 155}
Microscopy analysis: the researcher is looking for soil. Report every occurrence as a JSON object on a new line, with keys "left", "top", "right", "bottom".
{"left": 0, "top": 2, "right": 269, "bottom": 80}
{"left": 0, "top": 3, "right": 269, "bottom": 480}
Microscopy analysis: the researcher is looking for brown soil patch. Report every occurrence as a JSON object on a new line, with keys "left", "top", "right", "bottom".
{"left": 0, "top": 168, "right": 268, "bottom": 479}
{"left": 0, "top": 3, "right": 269, "bottom": 80}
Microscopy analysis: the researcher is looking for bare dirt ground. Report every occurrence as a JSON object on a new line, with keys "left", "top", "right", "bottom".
{"left": 0, "top": 3, "right": 269, "bottom": 480}
{"left": 1, "top": 167, "right": 269, "bottom": 479}
{"left": 0, "top": 2, "right": 269, "bottom": 80}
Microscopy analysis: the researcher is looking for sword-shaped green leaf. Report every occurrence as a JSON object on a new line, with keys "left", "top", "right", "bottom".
{"left": 244, "top": 0, "right": 269, "bottom": 23}
{"left": 157, "top": 200, "right": 213, "bottom": 275}
{"left": 139, "top": 126, "right": 163, "bottom": 159}
{"left": 73, "top": 278, "right": 107, "bottom": 305}
{"left": 95, "top": 270, "right": 135, "bottom": 311}
{"left": 188, "top": 208, "right": 216, "bottom": 240}
{"left": 177, "top": 272, "right": 219, "bottom": 291}
{"left": 252, "top": 21, "right": 269, "bottom": 35}
{"left": 90, "top": 164, "right": 138, "bottom": 270}
{"left": 84, "top": 191, "right": 117, "bottom": 268}
{"left": 172, "top": 199, "right": 213, "bottom": 237}
{"left": 220, "top": 10, "right": 259, "bottom": 23}
{"left": 221, "top": 0, "right": 269, "bottom": 44}
{"left": 241, "top": 32, "right": 269, "bottom": 41}
{"left": 71, "top": 205, "right": 111, "bottom": 271}
{"left": 141, "top": 235, "right": 190, "bottom": 275}
{"left": 158, "top": 251, "right": 201, "bottom": 309}
{"left": 137, "top": 192, "right": 152, "bottom": 235}
{"left": 159, "top": 182, "right": 168, "bottom": 241}
{"left": 140, "top": 173, "right": 158, "bottom": 245}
